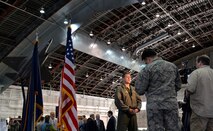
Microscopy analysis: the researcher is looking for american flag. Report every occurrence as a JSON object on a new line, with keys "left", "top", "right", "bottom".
{"left": 59, "top": 26, "right": 78, "bottom": 131}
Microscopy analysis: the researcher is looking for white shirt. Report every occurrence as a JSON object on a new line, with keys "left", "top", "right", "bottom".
{"left": 49, "top": 117, "right": 57, "bottom": 129}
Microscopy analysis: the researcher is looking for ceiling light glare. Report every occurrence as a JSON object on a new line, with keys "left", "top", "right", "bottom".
{"left": 122, "top": 47, "right": 126, "bottom": 52}
{"left": 156, "top": 13, "right": 160, "bottom": 18}
{"left": 141, "top": 1, "right": 146, "bottom": 5}
{"left": 177, "top": 31, "right": 181, "bottom": 35}
{"left": 192, "top": 44, "right": 195, "bottom": 48}
{"left": 167, "top": 23, "right": 172, "bottom": 27}
{"left": 141, "top": 64, "right": 146, "bottom": 68}
{"left": 121, "top": 56, "right": 124, "bottom": 59}
{"left": 89, "top": 31, "right": 94, "bottom": 37}
{"left": 48, "top": 63, "right": 52, "bottom": 69}
{"left": 132, "top": 60, "right": 136, "bottom": 64}
{"left": 40, "top": 8, "right": 45, "bottom": 14}
{"left": 100, "top": 77, "right": 103, "bottom": 81}
{"left": 107, "top": 40, "right": 111, "bottom": 45}
{"left": 185, "top": 38, "right": 188, "bottom": 42}
{"left": 106, "top": 50, "right": 112, "bottom": 55}
{"left": 64, "top": 19, "right": 68, "bottom": 25}
{"left": 90, "top": 43, "right": 97, "bottom": 48}
{"left": 86, "top": 73, "right": 89, "bottom": 78}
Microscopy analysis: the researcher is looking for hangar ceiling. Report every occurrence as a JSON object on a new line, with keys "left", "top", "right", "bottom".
{"left": 0, "top": 0, "right": 213, "bottom": 98}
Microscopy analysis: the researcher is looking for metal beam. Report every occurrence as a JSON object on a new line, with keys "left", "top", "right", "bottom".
{"left": 153, "top": 0, "right": 204, "bottom": 48}
{"left": 0, "top": 0, "right": 141, "bottom": 92}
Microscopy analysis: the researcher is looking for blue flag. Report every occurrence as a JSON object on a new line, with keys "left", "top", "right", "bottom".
{"left": 21, "top": 42, "right": 43, "bottom": 131}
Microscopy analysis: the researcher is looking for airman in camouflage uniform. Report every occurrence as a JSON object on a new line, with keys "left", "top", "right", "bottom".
{"left": 135, "top": 49, "right": 181, "bottom": 131}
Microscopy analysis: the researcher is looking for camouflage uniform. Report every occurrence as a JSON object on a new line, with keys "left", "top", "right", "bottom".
{"left": 115, "top": 84, "right": 142, "bottom": 131}
{"left": 135, "top": 57, "right": 181, "bottom": 131}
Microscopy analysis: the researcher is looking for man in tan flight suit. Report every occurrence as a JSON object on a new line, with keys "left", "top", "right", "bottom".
{"left": 115, "top": 70, "right": 141, "bottom": 131}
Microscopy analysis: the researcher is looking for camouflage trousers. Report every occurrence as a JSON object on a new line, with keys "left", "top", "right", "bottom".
{"left": 190, "top": 111, "right": 213, "bottom": 131}
{"left": 147, "top": 109, "right": 180, "bottom": 131}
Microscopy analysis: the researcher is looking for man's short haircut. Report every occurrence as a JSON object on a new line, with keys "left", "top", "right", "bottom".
{"left": 122, "top": 70, "right": 131, "bottom": 78}
{"left": 141, "top": 48, "right": 157, "bottom": 60}
{"left": 40, "top": 116, "right": 44, "bottom": 121}
{"left": 108, "top": 110, "right": 113, "bottom": 115}
{"left": 90, "top": 114, "right": 94, "bottom": 117}
{"left": 197, "top": 55, "right": 210, "bottom": 65}
{"left": 45, "top": 115, "right": 50, "bottom": 123}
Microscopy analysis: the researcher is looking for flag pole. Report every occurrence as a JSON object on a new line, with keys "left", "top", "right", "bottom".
{"left": 34, "top": 95, "right": 36, "bottom": 131}
{"left": 33, "top": 32, "right": 39, "bottom": 131}
{"left": 21, "top": 30, "right": 43, "bottom": 131}
{"left": 58, "top": 20, "right": 79, "bottom": 130}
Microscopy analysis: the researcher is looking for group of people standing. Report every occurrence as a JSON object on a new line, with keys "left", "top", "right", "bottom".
{"left": 79, "top": 111, "right": 116, "bottom": 131}
{"left": 36, "top": 112, "right": 57, "bottom": 131}
{"left": 115, "top": 48, "right": 213, "bottom": 131}
{"left": 38, "top": 49, "right": 213, "bottom": 131}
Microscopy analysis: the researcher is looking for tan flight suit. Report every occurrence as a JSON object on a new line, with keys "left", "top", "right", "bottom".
{"left": 115, "top": 84, "right": 141, "bottom": 131}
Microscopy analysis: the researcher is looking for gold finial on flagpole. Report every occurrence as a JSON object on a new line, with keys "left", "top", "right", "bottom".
{"left": 68, "top": 19, "right": 72, "bottom": 28}
{"left": 32, "top": 30, "right": 39, "bottom": 45}
{"left": 36, "top": 32, "right": 39, "bottom": 42}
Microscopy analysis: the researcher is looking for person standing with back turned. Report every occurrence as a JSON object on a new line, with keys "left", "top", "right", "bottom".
{"left": 115, "top": 70, "right": 141, "bottom": 131}
{"left": 135, "top": 49, "right": 181, "bottom": 131}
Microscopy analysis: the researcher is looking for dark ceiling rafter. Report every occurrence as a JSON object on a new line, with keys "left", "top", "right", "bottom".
{"left": 1, "top": 0, "right": 213, "bottom": 98}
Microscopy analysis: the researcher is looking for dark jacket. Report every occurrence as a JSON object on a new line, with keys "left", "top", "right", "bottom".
{"left": 106, "top": 116, "right": 116, "bottom": 131}
{"left": 86, "top": 118, "right": 98, "bottom": 131}
{"left": 115, "top": 84, "right": 142, "bottom": 113}
{"left": 96, "top": 120, "right": 105, "bottom": 131}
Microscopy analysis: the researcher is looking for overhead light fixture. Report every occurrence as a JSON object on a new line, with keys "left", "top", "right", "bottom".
{"left": 107, "top": 40, "right": 111, "bottom": 45}
{"left": 89, "top": 31, "right": 94, "bottom": 37}
{"left": 122, "top": 47, "right": 126, "bottom": 52}
{"left": 167, "top": 23, "right": 172, "bottom": 27}
{"left": 185, "top": 38, "right": 188, "bottom": 42}
{"left": 156, "top": 13, "right": 160, "bottom": 18}
{"left": 48, "top": 63, "right": 52, "bottom": 69}
{"left": 64, "top": 19, "right": 68, "bottom": 25}
{"left": 100, "top": 77, "right": 103, "bottom": 81}
{"left": 141, "top": 1, "right": 146, "bottom": 5}
{"left": 177, "top": 31, "right": 181, "bottom": 35}
{"left": 86, "top": 73, "right": 89, "bottom": 78}
{"left": 121, "top": 56, "right": 124, "bottom": 59}
{"left": 40, "top": 7, "right": 45, "bottom": 14}
{"left": 112, "top": 81, "right": 115, "bottom": 84}
{"left": 192, "top": 44, "right": 195, "bottom": 48}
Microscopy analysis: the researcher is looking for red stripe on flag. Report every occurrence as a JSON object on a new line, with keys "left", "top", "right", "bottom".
{"left": 62, "top": 116, "right": 72, "bottom": 131}
{"left": 65, "top": 63, "right": 75, "bottom": 75}
{"left": 58, "top": 26, "right": 78, "bottom": 130}
{"left": 68, "top": 109, "right": 78, "bottom": 129}
{"left": 62, "top": 84, "right": 75, "bottom": 101}
{"left": 64, "top": 73, "right": 76, "bottom": 89}
{"left": 62, "top": 100, "right": 73, "bottom": 113}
